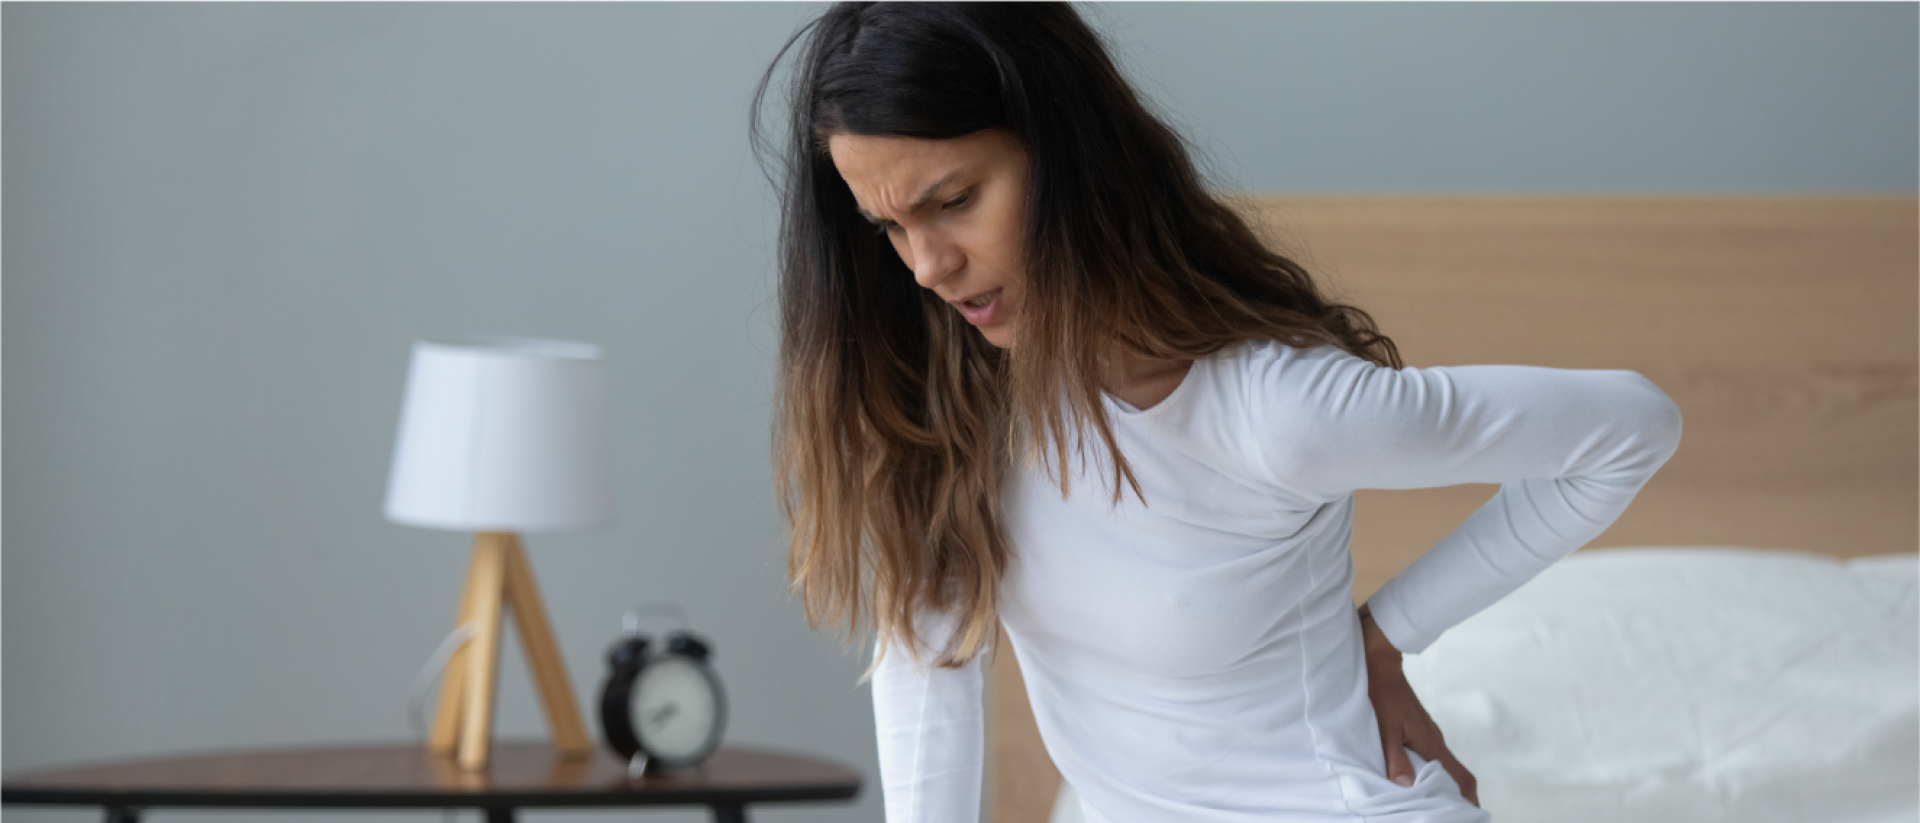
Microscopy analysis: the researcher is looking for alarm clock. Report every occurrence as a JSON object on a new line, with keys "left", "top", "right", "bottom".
{"left": 598, "top": 615, "right": 728, "bottom": 774}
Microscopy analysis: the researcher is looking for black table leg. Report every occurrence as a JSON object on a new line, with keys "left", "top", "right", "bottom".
{"left": 485, "top": 805, "right": 515, "bottom": 823}
{"left": 710, "top": 803, "right": 747, "bottom": 823}
{"left": 104, "top": 807, "right": 140, "bottom": 823}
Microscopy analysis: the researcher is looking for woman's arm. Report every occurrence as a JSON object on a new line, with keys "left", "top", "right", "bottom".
{"left": 869, "top": 607, "right": 985, "bottom": 823}
{"left": 1249, "top": 344, "right": 1684, "bottom": 654}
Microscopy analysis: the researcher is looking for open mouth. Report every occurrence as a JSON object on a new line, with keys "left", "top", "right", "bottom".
{"left": 953, "top": 289, "right": 1003, "bottom": 325}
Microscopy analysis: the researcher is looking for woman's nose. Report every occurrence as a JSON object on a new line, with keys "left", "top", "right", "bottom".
{"left": 909, "top": 232, "right": 962, "bottom": 290}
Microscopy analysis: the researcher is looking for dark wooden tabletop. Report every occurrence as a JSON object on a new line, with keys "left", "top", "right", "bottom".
{"left": 1, "top": 742, "right": 862, "bottom": 810}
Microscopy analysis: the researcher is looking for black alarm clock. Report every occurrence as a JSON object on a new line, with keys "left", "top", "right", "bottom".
{"left": 598, "top": 610, "right": 727, "bottom": 775}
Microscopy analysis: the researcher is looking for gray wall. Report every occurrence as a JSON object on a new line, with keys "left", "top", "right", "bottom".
{"left": 5, "top": 4, "right": 1913, "bottom": 823}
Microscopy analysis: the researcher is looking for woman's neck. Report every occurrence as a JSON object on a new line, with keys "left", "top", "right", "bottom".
{"left": 1101, "top": 350, "right": 1194, "bottom": 412}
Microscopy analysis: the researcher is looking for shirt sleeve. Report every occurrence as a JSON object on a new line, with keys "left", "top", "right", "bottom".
{"left": 1246, "top": 344, "right": 1684, "bottom": 655}
{"left": 869, "top": 605, "right": 985, "bottom": 823}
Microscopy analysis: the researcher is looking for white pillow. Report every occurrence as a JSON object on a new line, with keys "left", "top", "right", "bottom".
{"left": 1401, "top": 546, "right": 1918, "bottom": 823}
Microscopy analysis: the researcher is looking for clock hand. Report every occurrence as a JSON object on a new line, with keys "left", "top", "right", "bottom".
{"left": 648, "top": 703, "right": 679, "bottom": 726}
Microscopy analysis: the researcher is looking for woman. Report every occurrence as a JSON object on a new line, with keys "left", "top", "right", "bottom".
{"left": 752, "top": 5, "right": 1682, "bottom": 822}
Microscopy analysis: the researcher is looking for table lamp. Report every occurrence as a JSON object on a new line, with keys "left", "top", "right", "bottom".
{"left": 384, "top": 336, "right": 613, "bottom": 771}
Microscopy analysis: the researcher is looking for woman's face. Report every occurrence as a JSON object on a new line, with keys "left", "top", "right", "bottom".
{"left": 827, "top": 128, "right": 1029, "bottom": 348}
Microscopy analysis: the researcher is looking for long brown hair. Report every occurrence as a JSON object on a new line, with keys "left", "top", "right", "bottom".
{"left": 751, "top": 3, "right": 1400, "bottom": 671}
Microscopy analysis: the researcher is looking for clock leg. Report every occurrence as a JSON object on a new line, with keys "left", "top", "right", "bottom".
{"left": 484, "top": 805, "right": 516, "bottom": 823}
{"left": 103, "top": 806, "right": 141, "bottom": 823}
{"left": 709, "top": 804, "right": 748, "bottom": 823}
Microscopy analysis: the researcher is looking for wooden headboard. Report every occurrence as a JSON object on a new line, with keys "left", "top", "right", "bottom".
{"left": 985, "top": 196, "right": 1920, "bottom": 822}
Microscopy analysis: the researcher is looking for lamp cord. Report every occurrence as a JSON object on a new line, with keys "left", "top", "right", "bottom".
{"left": 408, "top": 621, "right": 479, "bottom": 740}
{"left": 409, "top": 622, "right": 479, "bottom": 823}
{"left": 405, "top": 621, "right": 476, "bottom": 736}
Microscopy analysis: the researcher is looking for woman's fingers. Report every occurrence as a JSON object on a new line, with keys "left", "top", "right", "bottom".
{"left": 1363, "top": 631, "right": 1473, "bottom": 802}
{"left": 1378, "top": 718, "right": 1415, "bottom": 787}
{"left": 1366, "top": 650, "right": 1423, "bottom": 789}
{"left": 1400, "top": 717, "right": 1479, "bottom": 806}
{"left": 1386, "top": 750, "right": 1415, "bottom": 787}
{"left": 1437, "top": 748, "right": 1480, "bottom": 807}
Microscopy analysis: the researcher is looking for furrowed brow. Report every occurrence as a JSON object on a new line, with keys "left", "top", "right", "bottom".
{"left": 906, "top": 172, "right": 963, "bottom": 213}
{"left": 857, "top": 171, "right": 962, "bottom": 225}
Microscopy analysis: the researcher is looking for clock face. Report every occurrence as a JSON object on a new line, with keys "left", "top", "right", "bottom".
{"left": 630, "top": 655, "right": 724, "bottom": 764}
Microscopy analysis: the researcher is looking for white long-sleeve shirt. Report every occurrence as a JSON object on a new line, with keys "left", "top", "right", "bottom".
{"left": 872, "top": 339, "right": 1684, "bottom": 823}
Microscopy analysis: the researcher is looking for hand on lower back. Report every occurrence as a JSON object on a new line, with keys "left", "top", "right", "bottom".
{"left": 1361, "top": 613, "right": 1480, "bottom": 807}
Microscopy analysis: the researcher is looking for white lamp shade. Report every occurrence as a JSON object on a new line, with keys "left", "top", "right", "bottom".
{"left": 384, "top": 336, "right": 614, "bottom": 532}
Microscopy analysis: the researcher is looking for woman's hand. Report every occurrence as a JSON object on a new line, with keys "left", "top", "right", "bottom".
{"left": 1360, "top": 607, "right": 1480, "bottom": 807}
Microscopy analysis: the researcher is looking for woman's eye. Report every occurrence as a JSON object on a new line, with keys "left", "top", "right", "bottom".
{"left": 943, "top": 193, "right": 970, "bottom": 210}
{"left": 876, "top": 222, "right": 901, "bottom": 237}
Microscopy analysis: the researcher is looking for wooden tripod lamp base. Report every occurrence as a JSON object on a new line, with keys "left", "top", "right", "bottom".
{"left": 428, "top": 531, "right": 594, "bottom": 771}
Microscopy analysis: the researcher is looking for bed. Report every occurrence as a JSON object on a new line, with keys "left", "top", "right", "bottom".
{"left": 977, "top": 196, "right": 1920, "bottom": 823}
